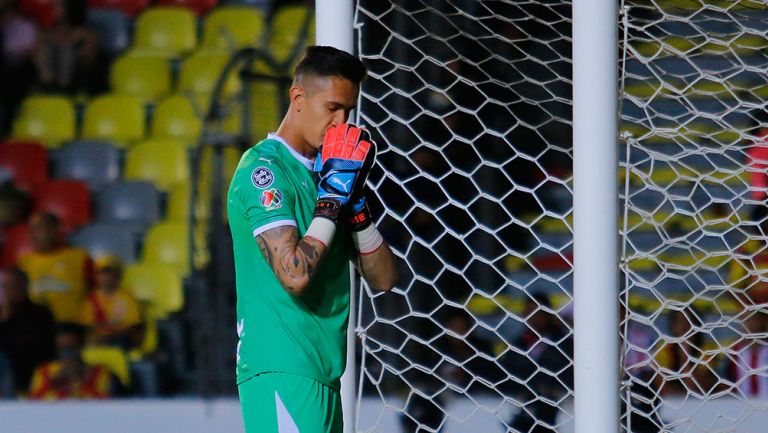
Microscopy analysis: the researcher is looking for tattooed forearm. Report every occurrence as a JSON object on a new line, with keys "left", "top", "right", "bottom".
{"left": 256, "top": 225, "right": 329, "bottom": 295}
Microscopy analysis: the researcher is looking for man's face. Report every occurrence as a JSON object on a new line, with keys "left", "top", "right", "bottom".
{"left": 29, "top": 214, "right": 59, "bottom": 252}
{"left": 294, "top": 75, "right": 359, "bottom": 150}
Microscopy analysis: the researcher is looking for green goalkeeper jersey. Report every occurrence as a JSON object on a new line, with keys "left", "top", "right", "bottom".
{"left": 227, "top": 134, "right": 353, "bottom": 390}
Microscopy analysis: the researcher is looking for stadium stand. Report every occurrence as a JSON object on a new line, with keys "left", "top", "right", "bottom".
{"left": 0, "top": 0, "right": 314, "bottom": 398}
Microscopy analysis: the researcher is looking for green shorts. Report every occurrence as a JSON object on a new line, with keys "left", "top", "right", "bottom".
{"left": 238, "top": 372, "right": 343, "bottom": 433}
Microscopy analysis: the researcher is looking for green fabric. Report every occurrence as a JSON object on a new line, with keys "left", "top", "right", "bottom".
{"left": 227, "top": 137, "right": 352, "bottom": 390}
{"left": 238, "top": 372, "right": 343, "bottom": 433}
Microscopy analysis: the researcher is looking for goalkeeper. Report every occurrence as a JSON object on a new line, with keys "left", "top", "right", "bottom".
{"left": 227, "top": 46, "right": 397, "bottom": 433}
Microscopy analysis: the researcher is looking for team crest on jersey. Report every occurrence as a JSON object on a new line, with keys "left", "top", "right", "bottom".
{"left": 260, "top": 188, "right": 283, "bottom": 210}
{"left": 251, "top": 167, "right": 274, "bottom": 189}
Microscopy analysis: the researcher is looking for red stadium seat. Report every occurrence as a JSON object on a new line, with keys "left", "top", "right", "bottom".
{"left": 34, "top": 180, "right": 92, "bottom": 232}
{"left": 19, "top": 0, "right": 57, "bottom": 28}
{"left": 88, "top": 0, "right": 150, "bottom": 17}
{"left": 157, "top": 0, "right": 217, "bottom": 15}
{"left": 1, "top": 224, "right": 33, "bottom": 268}
{"left": 0, "top": 141, "right": 48, "bottom": 193}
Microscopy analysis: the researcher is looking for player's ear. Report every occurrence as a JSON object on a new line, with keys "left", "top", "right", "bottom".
{"left": 290, "top": 85, "right": 304, "bottom": 112}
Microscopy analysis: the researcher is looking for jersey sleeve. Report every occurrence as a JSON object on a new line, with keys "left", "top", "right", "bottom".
{"left": 234, "top": 163, "right": 298, "bottom": 237}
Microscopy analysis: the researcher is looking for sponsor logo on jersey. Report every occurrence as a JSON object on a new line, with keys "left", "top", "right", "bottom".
{"left": 251, "top": 167, "right": 274, "bottom": 189}
{"left": 260, "top": 188, "right": 283, "bottom": 210}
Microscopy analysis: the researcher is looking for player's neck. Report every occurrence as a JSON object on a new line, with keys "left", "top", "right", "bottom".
{"left": 275, "top": 121, "right": 317, "bottom": 160}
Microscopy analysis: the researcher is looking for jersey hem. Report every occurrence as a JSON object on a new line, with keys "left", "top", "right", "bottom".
{"left": 236, "top": 370, "right": 341, "bottom": 391}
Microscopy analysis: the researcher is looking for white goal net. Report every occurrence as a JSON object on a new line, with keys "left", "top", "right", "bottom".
{"left": 620, "top": 1, "right": 768, "bottom": 432}
{"left": 354, "top": 1, "right": 575, "bottom": 432}
{"left": 352, "top": 0, "right": 768, "bottom": 433}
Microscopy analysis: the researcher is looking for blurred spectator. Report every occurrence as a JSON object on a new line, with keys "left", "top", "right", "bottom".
{"left": 0, "top": 267, "right": 56, "bottom": 396}
{"left": 17, "top": 212, "right": 92, "bottom": 323}
{"left": 29, "top": 322, "right": 112, "bottom": 399}
{"left": 721, "top": 308, "right": 768, "bottom": 398}
{"left": 80, "top": 255, "right": 143, "bottom": 350}
{"left": 654, "top": 309, "right": 718, "bottom": 396}
{"left": 729, "top": 217, "right": 768, "bottom": 305}
{"left": 503, "top": 292, "right": 572, "bottom": 433}
{"left": 0, "top": 182, "right": 32, "bottom": 230}
{"left": 0, "top": 0, "right": 37, "bottom": 134}
{"left": 32, "top": 0, "right": 106, "bottom": 94}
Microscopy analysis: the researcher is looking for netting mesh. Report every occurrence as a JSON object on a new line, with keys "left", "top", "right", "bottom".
{"left": 354, "top": 1, "right": 574, "bottom": 431}
{"left": 620, "top": 1, "right": 768, "bottom": 432}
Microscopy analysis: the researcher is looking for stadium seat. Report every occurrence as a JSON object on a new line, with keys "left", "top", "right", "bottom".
{"left": 82, "top": 346, "right": 131, "bottom": 387}
{"left": 82, "top": 94, "right": 145, "bottom": 147}
{"left": 249, "top": 81, "right": 281, "bottom": 139}
{"left": 1, "top": 224, "right": 32, "bottom": 267}
{"left": 70, "top": 223, "right": 141, "bottom": 265}
{"left": 88, "top": 0, "right": 150, "bottom": 17}
{"left": 19, "top": 0, "right": 56, "bottom": 27}
{"left": 0, "top": 140, "right": 48, "bottom": 192}
{"left": 123, "top": 262, "right": 183, "bottom": 318}
{"left": 133, "top": 7, "right": 197, "bottom": 57}
{"left": 124, "top": 138, "right": 189, "bottom": 191}
{"left": 52, "top": 140, "right": 121, "bottom": 192}
{"left": 11, "top": 95, "right": 75, "bottom": 149}
{"left": 150, "top": 95, "right": 202, "bottom": 145}
{"left": 96, "top": 181, "right": 160, "bottom": 226}
{"left": 202, "top": 6, "right": 265, "bottom": 50}
{"left": 142, "top": 222, "right": 190, "bottom": 277}
{"left": 268, "top": 4, "right": 315, "bottom": 66}
{"left": 34, "top": 180, "right": 92, "bottom": 232}
{"left": 158, "top": 0, "right": 217, "bottom": 15}
{"left": 86, "top": 9, "right": 131, "bottom": 55}
{"left": 110, "top": 54, "right": 171, "bottom": 103}
{"left": 177, "top": 50, "right": 241, "bottom": 103}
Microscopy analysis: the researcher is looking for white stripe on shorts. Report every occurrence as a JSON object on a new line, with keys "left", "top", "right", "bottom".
{"left": 275, "top": 391, "right": 300, "bottom": 433}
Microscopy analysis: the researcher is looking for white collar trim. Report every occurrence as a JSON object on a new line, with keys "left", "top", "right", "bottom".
{"left": 268, "top": 133, "right": 315, "bottom": 170}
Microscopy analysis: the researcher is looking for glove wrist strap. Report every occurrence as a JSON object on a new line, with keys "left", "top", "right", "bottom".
{"left": 314, "top": 198, "right": 343, "bottom": 222}
{"left": 348, "top": 203, "right": 373, "bottom": 231}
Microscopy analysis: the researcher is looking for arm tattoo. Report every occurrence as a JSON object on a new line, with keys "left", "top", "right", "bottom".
{"left": 256, "top": 225, "right": 328, "bottom": 294}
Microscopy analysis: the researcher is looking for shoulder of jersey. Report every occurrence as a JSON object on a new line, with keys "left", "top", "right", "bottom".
{"left": 243, "top": 139, "right": 284, "bottom": 190}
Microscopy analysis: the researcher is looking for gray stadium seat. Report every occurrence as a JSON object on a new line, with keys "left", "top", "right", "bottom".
{"left": 70, "top": 223, "right": 143, "bottom": 264}
{"left": 52, "top": 140, "right": 121, "bottom": 192}
{"left": 87, "top": 9, "right": 131, "bottom": 56}
{"left": 96, "top": 181, "right": 161, "bottom": 226}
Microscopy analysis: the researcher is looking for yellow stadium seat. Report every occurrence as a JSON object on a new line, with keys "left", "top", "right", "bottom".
{"left": 82, "top": 94, "right": 145, "bottom": 147}
{"left": 167, "top": 183, "right": 211, "bottom": 222}
{"left": 110, "top": 54, "right": 171, "bottom": 103}
{"left": 12, "top": 95, "right": 75, "bottom": 148}
{"left": 151, "top": 95, "right": 202, "bottom": 145}
{"left": 134, "top": 7, "right": 197, "bottom": 57}
{"left": 248, "top": 81, "right": 281, "bottom": 139}
{"left": 123, "top": 262, "right": 183, "bottom": 318}
{"left": 202, "top": 6, "right": 265, "bottom": 50}
{"left": 124, "top": 138, "right": 189, "bottom": 191}
{"left": 142, "top": 222, "right": 190, "bottom": 277}
{"left": 178, "top": 50, "right": 241, "bottom": 102}
{"left": 269, "top": 5, "right": 315, "bottom": 66}
{"left": 82, "top": 346, "right": 131, "bottom": 387}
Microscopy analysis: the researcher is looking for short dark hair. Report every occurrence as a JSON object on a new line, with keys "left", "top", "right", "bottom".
{"left": 56, "top": 322, "right": 86, "bottom": 345}
{"left": 294, "top": 45, "right": 367, "bottom": 85}
{"left": 34, "top": 211, "right": 60, "bottom": 227}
